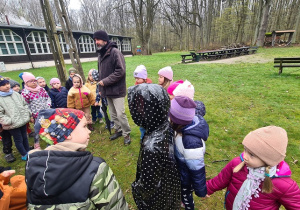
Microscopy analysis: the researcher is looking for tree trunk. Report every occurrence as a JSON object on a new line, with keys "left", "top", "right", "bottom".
{"left": 256, "top": 0, "right": 272, "bottom": 46}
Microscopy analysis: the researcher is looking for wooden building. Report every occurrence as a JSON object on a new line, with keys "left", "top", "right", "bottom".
{"left": 0, "top": 23, "right": 133, "bottom": 65}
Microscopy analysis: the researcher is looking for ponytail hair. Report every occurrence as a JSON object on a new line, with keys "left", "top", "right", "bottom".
{"left": 262, "top": 166, "right": 273, "bottom": 193}
{"left": 233, "top": 161, "right": 245, "bottom": 173}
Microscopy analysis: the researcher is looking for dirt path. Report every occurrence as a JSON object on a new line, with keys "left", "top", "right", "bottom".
{"left": 187, "top": 53, "right": 272, "bottom": 65}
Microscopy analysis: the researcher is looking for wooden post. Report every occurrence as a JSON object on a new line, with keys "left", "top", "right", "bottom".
{"left": 54, "top": 0, "right": 86, "bottom": 83}
{"left": 40, "top": 0, "right": 68, "bottom": 82}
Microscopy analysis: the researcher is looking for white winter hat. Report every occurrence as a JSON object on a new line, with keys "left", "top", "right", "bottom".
{"left": 173, "top": 80, "right": 195, "bottom": 100}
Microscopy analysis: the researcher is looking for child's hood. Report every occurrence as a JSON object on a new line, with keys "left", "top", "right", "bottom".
{"left": 240, "top": 153, "right": 292, "bottom": 177}
{"left": 182, "top": 115, "right": 209, "bottom": 141}
{"left": 26, "top": 149, "right": 94, "bottom": 197}
{"left": 128, "top": 83, "right": 170, "bottom": 132}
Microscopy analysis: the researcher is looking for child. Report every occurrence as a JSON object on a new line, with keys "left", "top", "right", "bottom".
{"left": 206, "top": 126, "right": 300, "bottom": 209}
{"left": 128, "top": 83, "right": 181, "bottom": 209}
{"left": 7, "top": 78, "right": 21, "bottom": 93}
{"left": 21, "top": 72, "right": 51, "bottom": 149}
{"left": 0, "top": 76, "right": 31, "bottom": 160}
{"left": 167, "top": 80, "right": 183, "bottom": 100}
{"left": 0, "top": 168, "right": 26, "bottom": 209}
{"left": 169, "top": 96, "right": 209, "bottom": 210}
{"left": 86, "top": 69, "right": 103, "bottom": 124}
{"left": 49, "top": 78, "right": 68, "bottom": 108}
{"left": 65, "top": 67, "right": 77, "bottom": 90}
{"left": 158, "top": 66, "right": 173, "bottom": 90}
{"left": 91, "top": 71, "right": 115, "bottom": 129}
{"left": 133, "top": 65, "right": 152, "bottom": 85}
{"left": 133, "top": 65, "right": 152, "bottom": 140}
{"left": 36, "top": 76, "right": 50, "bottom": 94}
{"left": 67, "top": 74, "right": 95, "bottom": 131}
{"left": 25, "top": 108, "right": 128, "bottom": 209}
{"left": 0, "top": 125, "right": 15, "bottom": 163}
{"left": 173, "top": 80, "right": 195, "bottom": 100}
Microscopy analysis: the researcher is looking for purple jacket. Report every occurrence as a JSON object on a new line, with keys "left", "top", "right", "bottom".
{"left": 206, "top": 154, "right": 300, "bottom": 210}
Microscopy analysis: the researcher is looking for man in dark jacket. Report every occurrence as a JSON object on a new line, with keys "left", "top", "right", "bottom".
{"left": 93, "top": 30, "right": 131, "bottom": 145}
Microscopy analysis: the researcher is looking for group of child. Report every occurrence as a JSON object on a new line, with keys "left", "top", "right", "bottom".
{"left": 0, "top": 64, "right": 299, "bottom": 209}
{"left": 130, "top": 65, "right": 300, "bottom": 209}
{"left": 0, "top": 67, "right": 103, "bottom": 163}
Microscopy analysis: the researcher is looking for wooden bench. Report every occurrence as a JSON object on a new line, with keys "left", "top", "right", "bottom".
{"left": 248, "top": 46, "right": 258, "bottom": 54}
{"left": 274, "top": 57, "right": 300, "bottom": 74}
{"left": 181, "top": 54, "right": 194, "bottom": 63}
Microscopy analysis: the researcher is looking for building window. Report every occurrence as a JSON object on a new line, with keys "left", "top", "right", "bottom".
{"left": 58, "top": 34, "right": 69, "bottom": 54}
{"left": 27, "top": 31, "right": 51, "bottom": 54}
{"left": 78, "top": 35, "right": 95, "bottom": 53}
{"left": 122, "top": 38, "right": 131, "bottom": 51}
{"left": 0, "top": 29, "right": 26, "bottom": 56}
{"left": 111, "top": 37, "right": 121, "bottom": 49}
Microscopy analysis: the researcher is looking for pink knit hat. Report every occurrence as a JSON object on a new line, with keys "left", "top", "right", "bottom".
{"left": 173, "top": 80, "right": 195, "bottom": 99}
{"left": 167, "top": 80, "right": 184, "bottom": 95}
{"left": 242, "top": 126, "right": 288, "bottom": 167}
{"left": 133, "top": 65, "right": 147, "bottom": 79}
{"left": 22, "top": 72, "right": 36, "bottom": 83}
{"left": 169, "top": 96, "right": 196, "bottom": 125}
{"left": 50, "top": 78, "right": 61, "bottom": 86}
{"left": 158, "top": 66, "right": 173, "bottom": 81}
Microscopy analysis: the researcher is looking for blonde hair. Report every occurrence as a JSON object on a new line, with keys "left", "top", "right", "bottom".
{"left": 233, "top": 161, "right": 274, "bottom": 193}
{"left": 161, "top": 78, "right": 172, "bottom": 90}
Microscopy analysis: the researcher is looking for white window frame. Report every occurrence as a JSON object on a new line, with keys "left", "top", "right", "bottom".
{"left": 111, "top": 37, "right": 121, "bottom": 49}
{"left": 27, "top": 31, "right": 51, "bottom": 55}
{"left": 78, "top": 35, "right": 95, "bottom": 53}
{"left": 122, "top": 38, "right": 131, "bottom": 52}
{"left": 58, "top": 34, "right": 69, "bottom": 54}
{"left": 0, "top": 29, "right": 26, "bottom": 56}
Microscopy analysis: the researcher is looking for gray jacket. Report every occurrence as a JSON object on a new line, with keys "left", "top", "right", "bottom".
{"left": 0, "top": 91, "right": 31, "bottom": 130}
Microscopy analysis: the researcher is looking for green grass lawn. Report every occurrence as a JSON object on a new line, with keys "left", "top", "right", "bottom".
{"left": 1, "top": 47, "right": 300, "bottom": 209}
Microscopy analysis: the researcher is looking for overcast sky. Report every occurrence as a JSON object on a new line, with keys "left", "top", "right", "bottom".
{"left": 69, "top": 0, "right": 81, "bottom": 10}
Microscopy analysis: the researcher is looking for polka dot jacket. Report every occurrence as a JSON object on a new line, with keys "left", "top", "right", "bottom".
{"left": 128, "top": 84, "right": 181, "bottom": 210}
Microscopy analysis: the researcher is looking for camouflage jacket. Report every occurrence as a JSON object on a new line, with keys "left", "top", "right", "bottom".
{"left": 26, "top": 148, "right": 128, "bottom": 210}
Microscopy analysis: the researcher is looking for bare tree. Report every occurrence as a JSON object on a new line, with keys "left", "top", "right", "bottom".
{"left": 129, "top": 0, "right": 160, "bottom": 55}
{"left": 256, "top": 0, "right": 271, "bottom": 46}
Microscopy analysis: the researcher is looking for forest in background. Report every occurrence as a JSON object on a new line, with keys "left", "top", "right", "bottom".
{"left": 1, "top": 0, "right": 300, "bottom": 54}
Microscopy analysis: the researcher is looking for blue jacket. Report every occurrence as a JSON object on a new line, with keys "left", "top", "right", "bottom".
{"left": 174, "top": 115, "right": 209, "bottom": 197}
{"left": 49, "top": 87, "right": 68, "bottom": 108}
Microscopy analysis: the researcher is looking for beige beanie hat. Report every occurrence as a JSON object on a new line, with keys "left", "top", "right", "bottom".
{"left": 242, "top": 126, "right": 288, "bottom": 167}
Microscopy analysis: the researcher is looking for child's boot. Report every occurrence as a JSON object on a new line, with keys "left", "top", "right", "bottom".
{"left": 5, "top": 153, "right": 16, "bottom": 163}
{"left": 21, "top": 153, "right": 28, "bottom": 161}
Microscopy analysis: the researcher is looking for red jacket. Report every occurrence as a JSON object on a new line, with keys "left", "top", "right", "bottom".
{"left": 206, "top": 154, "right": 300, "bottom": 210}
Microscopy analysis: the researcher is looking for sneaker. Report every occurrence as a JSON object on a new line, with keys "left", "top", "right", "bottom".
{"left": 105, "top": 121, "right": 115, "bottom": 129}
{"left": 92, "top": 121, "right": 96, "bottom": 124}
{"left": 124, "top": 135, "right": 131, "bottom": 145}
{"left": 109, "top": 131, "right": 122, "bottom": 141}
{"left": 110, "top": 121, "right": 115, "bottom": 129}
{"left": 4, "top": 153, "right": 16, "bottom": 163}
{"left": 99, "top": 119, "right": 104, "bottom": 123}
{"left": 21, "top": 153, "right": 28, "bottom": 161}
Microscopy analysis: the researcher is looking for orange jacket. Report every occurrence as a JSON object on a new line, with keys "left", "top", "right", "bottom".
{"left": 0, "top": 174, "right": 26, "bottom": 210}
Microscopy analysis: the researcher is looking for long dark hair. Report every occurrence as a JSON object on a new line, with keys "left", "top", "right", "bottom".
{"left": 170, "top": 121, "right": 185, "bottom": 137}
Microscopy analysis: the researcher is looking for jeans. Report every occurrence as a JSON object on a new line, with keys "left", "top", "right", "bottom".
{"left": 91, "top": 105, "right": 103, "bottom": 122}
{"left": 1, "top": 129, "right": 12, "bottom": 154}
{"left": 8, "top": 125, "right": 30, "bottom": 156}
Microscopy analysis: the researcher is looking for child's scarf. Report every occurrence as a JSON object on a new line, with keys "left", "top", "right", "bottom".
{"left": 0, "top": 89, "right": 13, "bottom": 96}
{"left": 25, "top": 85, "right": 41, "bottom": 93}
{"left": 233, "top": 166, "right": 276, "bottom": 210}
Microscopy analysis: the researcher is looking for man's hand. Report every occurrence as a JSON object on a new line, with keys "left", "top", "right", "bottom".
{"left": 99, "top": 81, "right": 104, "bottom": 86}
